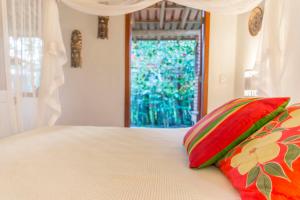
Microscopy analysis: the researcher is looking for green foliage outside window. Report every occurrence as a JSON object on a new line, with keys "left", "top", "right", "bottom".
{"left": 131, "top": 40, "right": 197, "bottom": 128}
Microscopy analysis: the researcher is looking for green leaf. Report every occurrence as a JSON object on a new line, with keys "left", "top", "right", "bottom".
{"left": 224, "top": 149, "right": 235, "bottom": 159}
{"left": 264, "top": 162, "right": 288, "bottom": 180}
{"left": 279, "top": 111, "right": 289, "bottom": 122}
{"left": 272, "top": 128, "right": 285, "bottom": 133}
{"left": 284, "top": 144, "right": 300, "bottom": 170}
{"left": 256, "top": 132, "right": 269, "bottom": 137}
{"left": 256, "top": 174, "right": 272, "bottom": 200}
{"left": 239, "top": 138, "right": 251, "bottom": 146}
{"left": 247, "top": 166, "right": 260, "bottom": 187}
{"left": 265, "top": 123, "right": 276, "bottom": 131}
{"left": 283, "top": 135, "right": 300, "bottom": 143}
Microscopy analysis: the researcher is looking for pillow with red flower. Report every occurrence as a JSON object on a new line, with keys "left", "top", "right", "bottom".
{"left": 217, "top": 104, "right": 300, "bottom": 200}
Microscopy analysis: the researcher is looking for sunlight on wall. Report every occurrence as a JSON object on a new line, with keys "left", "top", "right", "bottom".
{"left": 208, "top": 14, "right": 237, "bottom": 111}
{"left": 234, "top": 12, "right": 260, "bottom": 98}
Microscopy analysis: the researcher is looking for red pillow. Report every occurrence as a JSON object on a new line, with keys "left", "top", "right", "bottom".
{"left": 183, "top": 97, "right": 290, "bottom": 168}
{"left": 217, "top": 104, "right": 300, "bottom": 200}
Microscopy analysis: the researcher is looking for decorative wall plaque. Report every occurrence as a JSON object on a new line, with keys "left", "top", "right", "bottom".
{"left": 71, "top": 30, "right": 82, "bottom": 68}
{"left": 248, "top": 7, "right": 264, "bottom": 36}
{"left": 98, "top": 16, "right": 109, "bottom": 39}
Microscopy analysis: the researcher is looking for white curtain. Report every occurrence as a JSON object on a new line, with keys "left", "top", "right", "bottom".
{"left": 0, "top": 0, "right": 16, "bottom": 135}
{"left": 1, "top": 0, "right": 43, "bottom": 132}
{"left": 0, "top": 0, "right": 66, "bottom": 134}
{"left": 254, "top": 0, "right": 285, "bottom": 97}
{"left": 61, "top": 0, "right": 264, "bottom": 16}
{"left": 37, "top": 0, "right": 67, "bottom": 127}
{"left": 254, "top": 0, "right": 300, "bottom": 103}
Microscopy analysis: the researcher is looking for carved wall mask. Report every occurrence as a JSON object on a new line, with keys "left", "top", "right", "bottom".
{"left": 71, "top": 30, "right": 82, "bottom": 68}
{"left": 98, "top": 16, "right": 109, "bottom": 39}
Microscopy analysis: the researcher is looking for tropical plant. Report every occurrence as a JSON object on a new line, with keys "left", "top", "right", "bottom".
{"left": 130, "top": 40, "right": 197, "bottom": 128}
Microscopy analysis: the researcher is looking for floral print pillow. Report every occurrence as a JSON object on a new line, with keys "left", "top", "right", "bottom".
{"left": 217, "top": 104, "right": 300, "bottom": 200}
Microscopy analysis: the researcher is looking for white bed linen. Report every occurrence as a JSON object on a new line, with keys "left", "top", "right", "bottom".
{"left": 0, "top": 126, "right": 240, "bottom": 200}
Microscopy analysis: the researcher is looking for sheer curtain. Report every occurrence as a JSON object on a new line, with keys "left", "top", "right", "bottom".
{"left": 0, "top": 0, "right": 42, "bottom": 133}
{"left": 254, "top": 0, "right": 299, "bottom": 102}
{"left": 255, "top": 0, "right": 300, "bottom": 102}
{"left": 61, "top": 0, "right": 264, "bottom": 16}
{"left": 0, "top": 0, "right": 15, "bottom": 136}
{"left": 9, "top": 0, "right": 43, "bottom": 132}
{"left": 37, "top": 0, "right": 67, "bottom": 127}
{"left": 254, "top": 0, "right": 285, "bottom": 97}
{"left": 0, "top": 0, "right": 66, "bottom": 134}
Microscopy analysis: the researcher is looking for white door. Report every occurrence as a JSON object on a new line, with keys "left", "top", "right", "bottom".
{"left": 0, "top": 91, "right": 12, "bottom": 137}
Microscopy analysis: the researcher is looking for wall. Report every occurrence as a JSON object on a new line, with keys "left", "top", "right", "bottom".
{"left": 207, "top": 14, "right": 237, "bottom": 111}
{"left": 57, "top": 4, "right": 125, "bottom": 126}
{"left": 57, "top": 4, "right": 238, "bottom": 125}
{"left": 234, "top": 12, "right": 260, "bottom": 97}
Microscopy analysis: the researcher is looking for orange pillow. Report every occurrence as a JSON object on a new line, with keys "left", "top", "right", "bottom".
{"left": 217, "top": 104, "right": 300, "bottom": 200}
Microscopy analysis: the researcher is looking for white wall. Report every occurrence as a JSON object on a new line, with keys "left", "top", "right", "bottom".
{"left": 57, "top": 4, "right": 238, "bottom": 125}
{"left": 57, "top": 4, "right": 125, "bottom": 126}
{"left": 207, "top": 14, "right": 237, "bottom": 111}
{"left": 234, "top": 12, "right": 260, "bottom": 97}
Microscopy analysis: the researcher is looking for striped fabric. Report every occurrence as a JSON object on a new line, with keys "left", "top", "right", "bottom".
{"left": 184, "top": 97, "right": 290, "bottom": 168}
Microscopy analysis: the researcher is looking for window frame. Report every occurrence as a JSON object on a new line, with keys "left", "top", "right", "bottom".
{"left": 9, "top": 36, "right": 43, "bottom": 97}
{"left": 124, "top": 12, "right": 210, "bottom": 127}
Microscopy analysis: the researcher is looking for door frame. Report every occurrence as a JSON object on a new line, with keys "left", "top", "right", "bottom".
{"left": 124, "top": 14, "right": 131, "bottom": 127}
{"left": 124, "top": 12, "right": 210, "bottom": 127}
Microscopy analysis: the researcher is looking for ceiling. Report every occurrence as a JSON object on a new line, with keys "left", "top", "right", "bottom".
{"left": 131, "top": 1, "right": 204, "bottom": 40}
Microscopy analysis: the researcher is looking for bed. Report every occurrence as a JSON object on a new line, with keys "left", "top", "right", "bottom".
{"left": 0, "top": 126, "right": 239, "bottom": 200}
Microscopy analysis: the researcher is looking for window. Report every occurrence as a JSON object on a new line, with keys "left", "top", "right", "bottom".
{"left": 5, "top": 0, "right": 43, "bottom": 96}
{"left": 130, "top": 40, "right": 197, "bottom": 127}
{"left": 9, "top": 36, "right": 42, "bottom": 95}
{"left": 244, "top": 69, "right": 258, "bottom": 97}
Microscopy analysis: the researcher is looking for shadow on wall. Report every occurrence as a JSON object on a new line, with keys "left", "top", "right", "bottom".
{"left": 56, "top": 4, "right": 125, "bottom": 127}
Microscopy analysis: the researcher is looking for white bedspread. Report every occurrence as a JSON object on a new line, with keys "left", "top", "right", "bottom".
{"left": 0, "top": 126, "right": 240, "bottom": 200}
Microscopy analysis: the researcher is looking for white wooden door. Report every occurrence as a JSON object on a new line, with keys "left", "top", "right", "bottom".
{"left": 0, "top": 91, "right": 12, "bottom": 137}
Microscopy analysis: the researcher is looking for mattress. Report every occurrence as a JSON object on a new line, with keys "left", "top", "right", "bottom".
{"left": 0, "top": 126, "right": 240, "bottom": 200}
